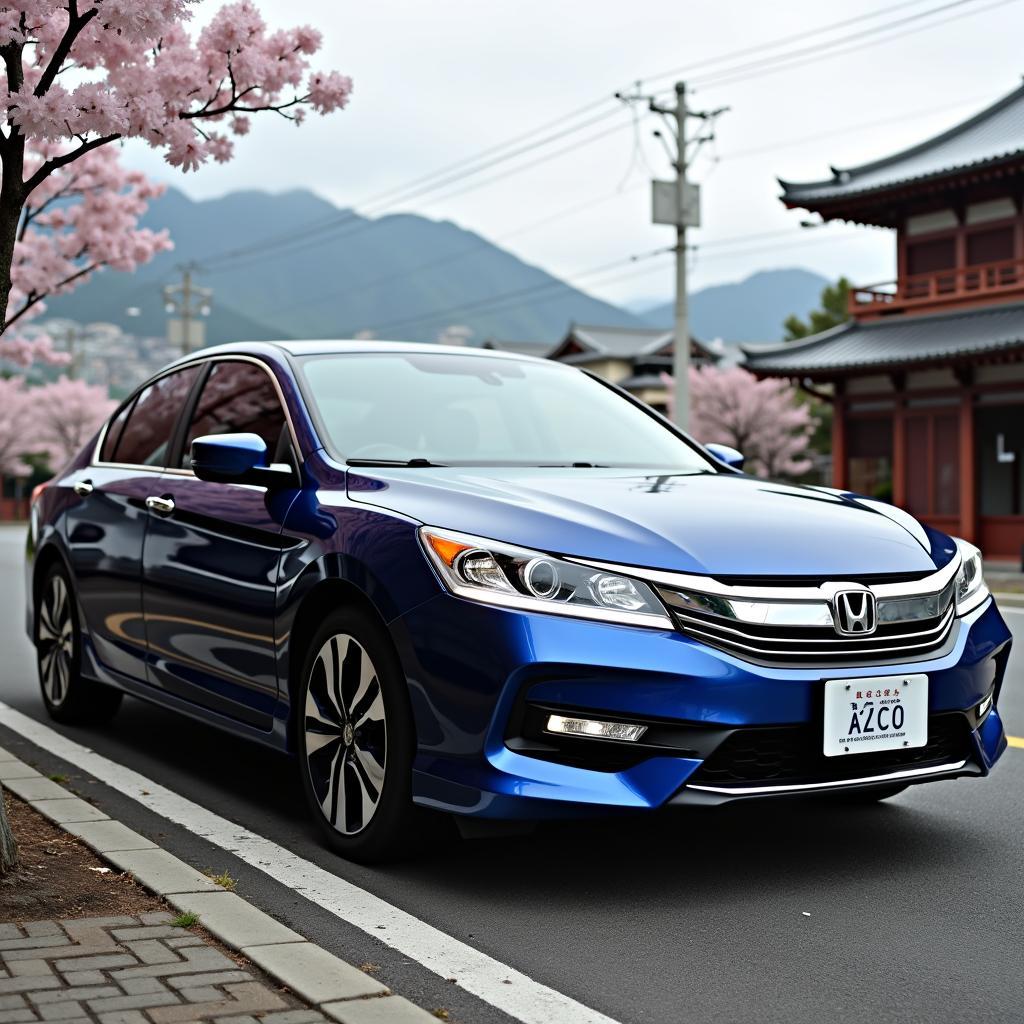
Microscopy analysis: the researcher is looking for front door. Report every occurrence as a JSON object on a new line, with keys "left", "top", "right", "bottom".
{"left": 141, "top": 359, "right": 301, "bottom": 729}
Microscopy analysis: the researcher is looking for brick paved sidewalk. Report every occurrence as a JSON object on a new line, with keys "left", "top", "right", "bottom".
{"left": 0, "top": 914, "right": 339, "bottom": 1024}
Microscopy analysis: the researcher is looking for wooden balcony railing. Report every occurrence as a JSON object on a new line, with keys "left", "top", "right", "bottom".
{"left": 849, "top": 255, "right": 1024, "bottom": 318}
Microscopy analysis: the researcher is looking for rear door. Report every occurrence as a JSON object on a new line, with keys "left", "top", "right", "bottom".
{"left": 63, "top": 365, "right": 202, "bottom": 685}
{"left": 141, "top": 358, "right": 300, "bottom": 729}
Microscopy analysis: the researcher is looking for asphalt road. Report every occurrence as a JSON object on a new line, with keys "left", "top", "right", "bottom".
{"left": 1, "top": 523, "right": 1022, "bottom": 1024}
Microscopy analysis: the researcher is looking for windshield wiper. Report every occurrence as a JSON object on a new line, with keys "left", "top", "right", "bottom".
{"left": 346, "top": 458, "right": 445, "bottom": 468}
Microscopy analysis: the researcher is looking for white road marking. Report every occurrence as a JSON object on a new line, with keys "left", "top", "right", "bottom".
{"left": 0, "top": 701, "right": 620, "bottom": 1024}
{"left": 1000, "top": 606, "right": 1024, "bottom": 615}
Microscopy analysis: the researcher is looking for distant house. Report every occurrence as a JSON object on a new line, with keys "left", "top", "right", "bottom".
{"left": 546, "top": 323, "right": 718, "bottom": 414}
{"left": 480, "top": 338, "right": 553, "bottom": 358}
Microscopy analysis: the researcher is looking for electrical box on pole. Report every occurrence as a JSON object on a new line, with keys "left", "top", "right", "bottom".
{"left": 652, "top": 180, "right": 701, "bottom": 228}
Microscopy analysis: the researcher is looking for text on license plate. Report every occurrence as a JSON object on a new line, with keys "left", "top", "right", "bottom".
{"left": 822, "top": 674, "right": 928, "bottom": 757}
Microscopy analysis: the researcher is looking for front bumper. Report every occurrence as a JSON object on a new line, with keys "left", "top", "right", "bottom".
{"left": 395, "top": 592, "right": 1011, "bottom": 818}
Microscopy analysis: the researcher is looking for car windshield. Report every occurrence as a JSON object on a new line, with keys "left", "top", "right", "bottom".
{"left": 298, "top": 351, "right": 716, "bottom": 471}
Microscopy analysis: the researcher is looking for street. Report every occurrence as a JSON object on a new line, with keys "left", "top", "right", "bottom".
{"left": 1, "top": 524, "right": 1022, "bottom": 1024}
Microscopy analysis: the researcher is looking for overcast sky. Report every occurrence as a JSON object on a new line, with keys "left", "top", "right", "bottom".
{"left": 123, "top": 0, "right": 1024, "bottom": 309}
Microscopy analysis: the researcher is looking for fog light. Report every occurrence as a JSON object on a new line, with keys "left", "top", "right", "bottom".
{"left": 976, "top": 693, "right": 993, "bottom": 720}
{"left": 546, "top": 714, "right": 647, "bottom": 742}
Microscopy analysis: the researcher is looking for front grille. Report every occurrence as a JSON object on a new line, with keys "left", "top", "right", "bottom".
{"left": 689, "top": 713, "right": 971, "bottom": 788}
{"left": 660, "top": 582, "right": 957, "bottom": 667}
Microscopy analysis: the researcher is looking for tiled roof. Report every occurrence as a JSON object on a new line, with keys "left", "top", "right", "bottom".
{"left": 566, "top": 324, "right": 675, "bottom": 358}
{"left": 742, "top": 302, "right": 1024, "bottom": 376}
{"left": 480, "top": 338, "right": 554, "bottom": 356}
{"left": 780, "top": 83, "right": 1024, "bottom": 205}
{"left": 551, "top": 323, "right": 718, "bottom": 363}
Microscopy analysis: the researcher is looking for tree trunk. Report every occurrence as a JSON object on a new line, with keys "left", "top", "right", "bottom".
{"left": 0, "top": 131, "right": 25, "bottom": 331}
{"left": 0, "top": 782, "right": 17, "bottom": 876}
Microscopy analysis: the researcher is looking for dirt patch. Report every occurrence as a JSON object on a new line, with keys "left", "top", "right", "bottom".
{"left": 0, "top": 790, "right": 163, "bottom": 922}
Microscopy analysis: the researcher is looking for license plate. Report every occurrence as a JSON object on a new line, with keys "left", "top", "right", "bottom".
{"left": 823, "top": 674, "right": 928, "bottom": 757}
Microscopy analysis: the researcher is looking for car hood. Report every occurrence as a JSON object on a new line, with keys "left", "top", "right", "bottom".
{"left": 346, "top": 467, "right": 955, "bottom": 577}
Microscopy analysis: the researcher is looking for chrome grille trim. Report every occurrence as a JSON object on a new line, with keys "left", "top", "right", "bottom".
{"left": 675, "top": 607, "right": 955, "bottom": 661}
{"left": 570, "top": 551, "right": 962, "bottom": 602}
{"left": 671, "top": 603, "right": 955, "bottom": 649}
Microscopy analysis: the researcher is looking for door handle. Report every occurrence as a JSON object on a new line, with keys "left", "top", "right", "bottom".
{"left": 73, "top": 480, "right": 94, "bottom": 497}
{"left": 145, "top": 495, "right": 175, "bottom": 515}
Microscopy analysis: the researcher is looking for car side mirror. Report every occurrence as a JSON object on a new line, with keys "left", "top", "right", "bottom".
{"left": 190, "top": 433, "right": 296, "bottom": 487}
{"left": 705, "top": 443, "right": 745, "bottom": 471}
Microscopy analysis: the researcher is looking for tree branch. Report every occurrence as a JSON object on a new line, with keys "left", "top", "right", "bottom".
{"left": 181, "top": 93, "right": 308, "bottom": 120}
{"left": 2, "top": 260, "right": 99, "bottom": 330}
{"left": 24, "top": 134, "right": 119, "bottom": 197}
{"left": 34, "top": 4, "right": 98, "bottom": 98}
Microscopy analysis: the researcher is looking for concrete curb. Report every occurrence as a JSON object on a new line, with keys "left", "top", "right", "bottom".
{"left": 993, "top": 591, "right": 1024, "bottom": 608}
{"left": 0, "top": 745, "right": 440, "bottom": 1024}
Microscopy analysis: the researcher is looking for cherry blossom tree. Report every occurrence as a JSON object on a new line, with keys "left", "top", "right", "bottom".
{"left": 2, "top": 142, "right": 172, "bottom": 364}
{"left": 30, "top": 373, "right": 115, "bottom": 467}
{"left": 0, "top": 1, "right": 352, "bottom": 875}
{"left": 0, "top": 0, "right": 352, "bottom": 342}
{"left": 0, "top": 373, "right": 33, "bottom": 474}
{"left": 663, "top": 366, "right": 816, "bottom": 478}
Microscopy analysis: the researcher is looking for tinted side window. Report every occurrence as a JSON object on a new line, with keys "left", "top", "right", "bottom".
{"left": 100, "top": 400, "right": 136, "bottom": 462}
{"left": 181, "top": 361, "right": 287, "bottom": 468}
{"left": 114, "top": 366, "right": 201, "bottom": 467}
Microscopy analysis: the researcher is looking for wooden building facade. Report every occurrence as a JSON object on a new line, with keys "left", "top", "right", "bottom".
{"left": 745, "top": 84, "right": 1024, "bottom": 560}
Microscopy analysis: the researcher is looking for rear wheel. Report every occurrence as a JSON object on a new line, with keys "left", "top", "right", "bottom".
{"left": 36, "top": 564, "right": 122, "bottom": 725}
{"left": 297, "top": 608, "right": 418, "bottom": 863}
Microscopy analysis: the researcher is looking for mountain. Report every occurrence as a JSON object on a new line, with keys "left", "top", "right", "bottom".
{"left": 44, "top": 188, "right": 646, "bottom": 346}
{"left": 639, "top": 268, "right": 831, "bottom": 342}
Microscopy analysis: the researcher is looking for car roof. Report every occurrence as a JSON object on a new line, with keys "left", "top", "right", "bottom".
{"left": 171, "top": 339, "right": 554, "bottom": 365}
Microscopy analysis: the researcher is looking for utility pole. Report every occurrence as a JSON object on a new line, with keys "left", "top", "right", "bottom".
{"left": 163, "top": 263, "right": 212, "bottom": 355}
{"left": 618, "top": 82, "right": 727, "bottom": 429}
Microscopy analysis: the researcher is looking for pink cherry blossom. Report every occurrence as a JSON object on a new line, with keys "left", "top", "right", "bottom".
{"left": 2, "top": 142, "right": 173, "bottom": 347}
{"left": 663, "top": 366, "right": 817, "bottom": 479}
{"left": 0, "top": 1, "right": 352, "bottom": 353}
{"left": 29, "top": 375, "right": 117, "bottom": 470}
{"left": 0, "top": 376, "right": 36, "bottom": 477}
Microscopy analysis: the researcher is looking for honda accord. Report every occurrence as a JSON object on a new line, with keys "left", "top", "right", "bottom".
{"left": 25, "top": 341, "right": 1011, "bottom": 861}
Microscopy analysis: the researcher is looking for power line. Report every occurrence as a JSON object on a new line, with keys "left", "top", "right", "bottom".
{"left": 198, "top": 105, "right": 628, "bottom": 270}
{"left": 327, "top": 246, "right": 674, "bottom": 338}
{"left": 690, "top": 0, "right": 983, "bottom": 86}
{"left": 241, "top": 80, "right": 997, "bottom": 322}
{"left": 206, "top": 0, "right": 1003, "bottom": 281}
{"left": 185, "top": 0, "right": 984, "bottom": 275}
{"left": 341, "top": 227, "right": 880, "bottom": 340}
{"left": 716, "top": 93, "right": 995, "bottom": 162}
{"left": 693, "top": 0, "right": 1015, "bottom": 89}
{"left": 639, "top": 0, "right": 936, "bottom": 87}
{"left": 264, "top": 184, "right": 649, "bottom": 320}
{"left": 201, "top": 116, "right": 633, "bottom": 279}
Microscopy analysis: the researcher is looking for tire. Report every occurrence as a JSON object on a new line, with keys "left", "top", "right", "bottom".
{"left": 36, "top": 563, "right": 122, "bottom": 725}
{"left": 296, "top": 607, "right": 418, "bottom": 863}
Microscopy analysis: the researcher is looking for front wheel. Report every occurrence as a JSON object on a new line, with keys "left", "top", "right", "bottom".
{"left": 297, "top": 608, "right": 418, "bottom": 863}
{"left": 36, "top": 564, "right": 122, "bottom": 725}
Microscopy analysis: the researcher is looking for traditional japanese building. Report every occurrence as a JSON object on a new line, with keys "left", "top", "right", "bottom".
{"left": 745, "top": 83, "right": 1024, "bottom": 560}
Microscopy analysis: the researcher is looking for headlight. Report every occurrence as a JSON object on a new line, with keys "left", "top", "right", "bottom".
{"left": 420, "top": 528, "right": 673, "bottom": 629}
{"left": 953, "top": 538, "right": 989, "bottom": 616}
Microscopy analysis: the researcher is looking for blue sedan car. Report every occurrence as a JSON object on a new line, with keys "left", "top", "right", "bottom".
{"left": 26, "top": 341, "right": 1011, "bottom": 861}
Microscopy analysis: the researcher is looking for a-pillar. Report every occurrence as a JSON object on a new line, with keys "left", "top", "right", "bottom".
{"left": 832, "top": 384, "right": 848, "bottom": 490}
